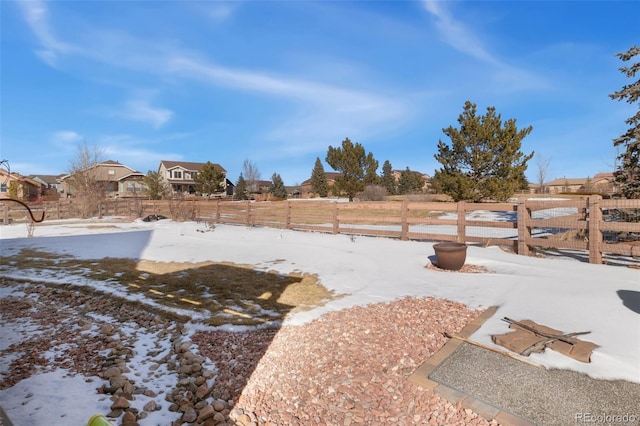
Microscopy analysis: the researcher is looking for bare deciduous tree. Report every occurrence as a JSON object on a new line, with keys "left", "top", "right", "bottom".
{"left": 242, "top": 159, "right": 261, "bottom": 194}
{"left": 67, "top": 141, "right": 107, "bottom": 218}
{"left": 536, "top": 155, "right": 552, "bottom": 194}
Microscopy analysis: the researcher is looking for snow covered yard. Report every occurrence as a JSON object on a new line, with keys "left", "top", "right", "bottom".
{"left": 0, "top": 218, "right": 638, "bottom": 425}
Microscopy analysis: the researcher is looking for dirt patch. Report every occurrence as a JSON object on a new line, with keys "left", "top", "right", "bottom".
{"left": 1, "top": 249, "right": 344, "bottom": 326}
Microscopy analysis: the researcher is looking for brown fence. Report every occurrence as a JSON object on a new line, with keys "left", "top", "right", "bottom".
{"left": 2, "top": 196, "right": 639, "bottom": 265}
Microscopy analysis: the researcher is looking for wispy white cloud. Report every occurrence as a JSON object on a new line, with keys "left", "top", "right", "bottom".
{"left": 167, "top": 56, "right": 411, "bottom": 154}
{"left": 52, "top": 130, "right": 83, "bottom": 144}
{"left": 421, "top": 0, "right": 496, "bottom": 64}
{"left": 119, "top": 98, "right": 173, "bottom": 129}
{"left": 204, "top": 2, "right": 239, "bottom": 24}
{"left": 17, "top": 1, "right": 412, "bottom": 158}
{"left": 98, "top": 134, "right": 183, "bottom": 170}
{"left": 421, "top": 0, "right": 550, "bottom": 91}
{"left": 16, "top": 0, "right": 74, "bottom": 66}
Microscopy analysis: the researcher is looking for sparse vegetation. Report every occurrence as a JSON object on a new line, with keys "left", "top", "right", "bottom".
{"left": 360, "top": 184, "right": 388, "bottom": 201}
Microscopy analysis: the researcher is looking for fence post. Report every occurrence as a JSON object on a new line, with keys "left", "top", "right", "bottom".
{"left": 56, "top": 201, "right": 61, "bottom": 219}
{"left": 2, "top": 203, "right": 8, "bottom": 225}
{"left": 457, "top": 201, "right": 466, "bottom": 243}
{"left": 332, "top": 202, "right": 339, "bottom": 234}
{"left": 517, "top": 200, "right": 530, "bottom": 256}
{"left": 400, "top": 200, "right": 409, "bottom": 240}
{"left": 216, "top": 199, "right": 221, "bottom": 223}
{"left": 286, "top": 201, "right": 292, "bottom": 229}
{"left": 246, "top": 200, "right": 251, "bottom": 226}
{"left": 588, "top": 196, "right": 603, "bottom": 264}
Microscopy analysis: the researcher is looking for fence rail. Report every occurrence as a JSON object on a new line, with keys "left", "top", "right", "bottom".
{"left": 2, "top": 196, "right": 639, "bottom": 265}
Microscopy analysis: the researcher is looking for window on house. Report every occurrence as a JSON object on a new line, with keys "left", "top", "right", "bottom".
{"left": 173, "top": 171, "right": 182, "bottom": 179}
{"left": 0, "top": 183, "right": 6, "bottom": 193}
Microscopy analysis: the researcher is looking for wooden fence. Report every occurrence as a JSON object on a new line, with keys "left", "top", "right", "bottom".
{"left": 2, "top": 196, "right": 639, "bottom": 265}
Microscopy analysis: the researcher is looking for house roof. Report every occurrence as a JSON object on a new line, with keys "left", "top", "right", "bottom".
{"left": 60, "top": 160, "right": 139, "bottom": 180}
{"left": 546, "top": 178, "right": 588, "bottom": 186}
{"left": 160, "top": 160, "right": 226, "bottom": 173}
{"left": 546, "top": 173, "right": 615, "bottom": 187}
{"left": 593, "top": 172, "right": 614, "bottom": 180}
{"left": 392, "top": 169, "right": 431, "bottom": 178}
{"left": 29, "top": 175, "right": 64, "bottom": 185}
{"left": 300, "top": 172, "right": 343, "bottom": 186}
{"left": 118, "top": 172, "right": 145, "bottom": 181}
{"left": 0, "top": 170, "right": 43, "bottom": 188}
{"left": 98, "top": 160, "right": 137, "bottom": 172}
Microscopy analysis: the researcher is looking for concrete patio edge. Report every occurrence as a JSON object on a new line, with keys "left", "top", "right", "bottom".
{"left": 408, "top": 305, "right": 536, "bottom": 426}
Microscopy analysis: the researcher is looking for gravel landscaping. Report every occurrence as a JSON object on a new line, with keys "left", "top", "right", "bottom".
{"left": 0, "top": 277, "right": 499, "bottom": 425}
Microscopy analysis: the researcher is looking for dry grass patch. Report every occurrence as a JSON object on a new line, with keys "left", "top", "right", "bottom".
{"left": 1, "top": 249, "right": 344, "bottom": 326}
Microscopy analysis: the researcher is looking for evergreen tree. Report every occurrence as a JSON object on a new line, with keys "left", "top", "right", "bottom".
{"left": 431, "top": 101, "right": 534, "bottom": 202}
{"left": 397, "top": 167, "right": 424, "bottom": 195}
{"left": 194, "top": 161, "right": 225, "bottom": 195}
{"left": 609, "top": 45, "right": 640, "bottom": 198}
{"left": 143, "top": 170, "right": 167, "bottom": 200}
{"left": 381, "top": 160, "right": 397, "bottom": 195}
{"left": 234, "top": 173, "right": 248, "bottom": 200}
{"left": 326, "top": 137, "right": 378, "bottom": 201}
{"left": 310, "top": 157, "right": 329, "bottom": 197}
{"left": 269, "top": 173, "right": 288, "bottom": 199}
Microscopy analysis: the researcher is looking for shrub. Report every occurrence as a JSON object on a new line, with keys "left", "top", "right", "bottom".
{"left": 360, "top": 185, "right": 388, "bottom": 201}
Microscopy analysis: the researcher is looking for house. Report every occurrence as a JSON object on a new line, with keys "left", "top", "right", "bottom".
{"left": 29, "top": 174, "right": 65, "bottom": 200}
{"left": 392, "top": 169, "right": 431, "bottom": 192}
{"left": 545, "top": 173, "right": 615, "bottom": 195}
{"left": 0, "top": 168, "right": 45, "bottom": 201}
{"left": 158, "top": 160, "right": 229, "bottom": 196}
{"left": 300, "top": 172, "right": 343, "bottom": 197}
{"left": 60, "top": 160, "right": 146, "bottom": 198}
{"left": 249, "top": 180, "right": 272, "bottom": 194}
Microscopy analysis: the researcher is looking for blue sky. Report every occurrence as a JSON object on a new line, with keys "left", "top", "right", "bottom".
{"left": 1, "top": 1, "right": 638, "bottom": 186}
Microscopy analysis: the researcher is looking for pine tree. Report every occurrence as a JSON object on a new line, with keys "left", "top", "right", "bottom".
{"left": 310, "top": 157, "right": 329, "bottom": 197}
{"left": 143, "top": 170, "right": 167, "bottom": 200}
{"left": 431, "top": 101, "right": 534, "bottom": 202}
{"left": 234, "top": 173, "right": 248, "bottom": 200}
{"left": 194, "top": 161, "right": 225, "bottom": 195}
{"left": 397, "top": 167, "right": 424, "bottom": 195}
{"left": 609, "top": 45, "right": 640, "bottom": 199}
{"left": 326, "top": 137, "right": 379, "bottom": 201}
{"left": 381, "top": 160, "right": 397, "bottom": 195}
{"left": 269, "top": 173, "right": 288, "bottom": 199}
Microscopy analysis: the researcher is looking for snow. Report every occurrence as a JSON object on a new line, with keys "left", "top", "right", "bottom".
{"left": 1, "top": 216, "right": 639, "bottom": 425}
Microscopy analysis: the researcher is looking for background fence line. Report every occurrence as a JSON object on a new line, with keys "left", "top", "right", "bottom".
{"left": 2, "top": 196, "right": 639, "bottom": 265}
